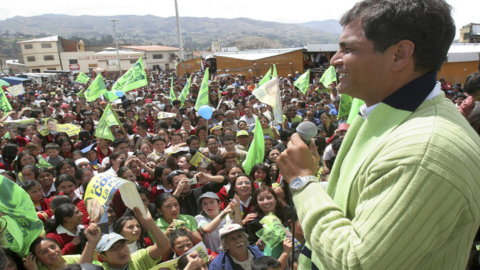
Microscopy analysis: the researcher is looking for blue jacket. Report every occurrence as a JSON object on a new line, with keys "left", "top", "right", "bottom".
{"left": 209, "top": 245, "right": 263, "bottom": 270}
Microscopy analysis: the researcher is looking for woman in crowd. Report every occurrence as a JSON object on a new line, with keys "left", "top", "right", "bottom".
{"left": 45, "top": 203, "right": 85, "bottom": 255}
{"left": 54, "top": 159, "right": 77, "bottom": 179}
{"left": 149, "top": 165, "right": 173, "bottom": 202}
{"left": 249, "top": 163, "right": 272, "bottom": 187}
{"left": 24, "top": 225, "right": 101, "bottom": 270}
{"left": 223, "top": 174, "right": 256, "bottom": 224}
{"left": 103, "top": 151, "right": 127, "bottom": 175}
{"left": 55, "top": 174, "right": 81, "bottom": 204}
{"left": 13, "top": 151, "right": 38, "bottom": 177}
{"left": 58, "top": 138, "right": 75, "bottom": 159}
{"left": 36, "top": 167, "right": 56, "bottom": 198}
{"left": 195, "top": 192, "right": 242, "bottom": 253}
{"left": 113, "top": 215, "right": 151, "bottom": 254}
{"left": 318, "top": 112, "right": 337, "bottom": 138}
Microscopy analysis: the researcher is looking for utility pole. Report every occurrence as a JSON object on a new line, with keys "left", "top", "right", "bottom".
{"left": 109, "top": 19, "right": 122, "bottom": 76}
{"left": 174, "top": 0, "right": 185, "bottom": 62}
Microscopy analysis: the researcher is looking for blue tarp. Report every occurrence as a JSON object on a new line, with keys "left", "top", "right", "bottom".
{"left": 0, "top": 77, "right": 31, "bottom": 85}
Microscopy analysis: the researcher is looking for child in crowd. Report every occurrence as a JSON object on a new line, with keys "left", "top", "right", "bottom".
{"left": 45, "top": 142, "right": 64, "bottom": 167}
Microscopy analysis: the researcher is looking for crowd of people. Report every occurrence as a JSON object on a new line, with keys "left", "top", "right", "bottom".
{"left": 1, "top": 27, "right": 480, "bottom": 269}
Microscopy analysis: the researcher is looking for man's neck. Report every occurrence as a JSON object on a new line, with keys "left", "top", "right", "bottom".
{"left": 230, "top": 250, "right": 249, "bottom": 262}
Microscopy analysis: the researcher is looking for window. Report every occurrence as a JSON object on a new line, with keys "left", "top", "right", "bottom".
{"left": 47, "top": 68, "right": 57, "bottom": 70}
{"left": 27, "top": 56, "right": 36, "bottom": 62}
{"left": 153, "top": 54, "right": 163, "bottom": 59}
{"left": 44, "top": 55, "right": 54, "bottom": 61}
{"left": 170, "top": 54, "right": 176, "bottom": 59}
{"left": 32, "top": 69, "right": 40, "bottom": 73}
{"left": 88, "top": 64, "right": 98, "bottom": 68}
{"left": 41, "top": 43, "right": 52, "bottom": 48}
{"left": 69, "top": 59, "right": 78, "bottom": 64}
{"left": 130, "top": 60, "right": 136, "bottom": 64}
{"left": 24, "top": 44, "right": 33, "bottom": 49}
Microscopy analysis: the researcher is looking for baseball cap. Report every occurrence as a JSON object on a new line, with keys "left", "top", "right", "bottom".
{"left": 75, "top": 158, "right": 90, "bottom": 167}
{"left": 291, "top": 98, "right": 298, "bottom": 103}
{"left": 219, "top": 223, "right": 244, "bottom": 239}
{"left": 197, "top": 192, "right": 219, "bottom": 206}
{"left": 100, "top": 101, "right": 107, "bottom": 105}
{"left": 61, "top": 104, "right": 69, "bottom": 108}
{"left": 96, "top": 233, "right": 129, "bottom": 253}
{"left": 237, "top": 130, "right": 249, "bottom": 137}
{"left": 210, "top": 125, "right": 223, "bottom": 133}
{"left": 338, "top": 123, "right": 350, "bottom": 131}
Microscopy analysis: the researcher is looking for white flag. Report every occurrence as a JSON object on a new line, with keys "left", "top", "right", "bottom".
{"left": 7, "top": 84, "right": 25, "bottom": 97}
{"left": 252, "top": 77, "right": 282, "bottom": 123}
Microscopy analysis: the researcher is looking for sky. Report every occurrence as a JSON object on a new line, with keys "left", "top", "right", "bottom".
{"left": 0, "top": 0, "right": 477, "bottom": 39}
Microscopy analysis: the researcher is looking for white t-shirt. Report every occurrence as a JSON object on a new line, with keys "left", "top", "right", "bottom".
{"left": 195, "top": 214, "right": 232, "bottom": 253}
{"left": 323, "top": 144, "right": 335, "bottom": 161}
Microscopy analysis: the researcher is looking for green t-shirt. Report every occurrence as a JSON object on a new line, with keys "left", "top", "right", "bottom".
{"left": 38, "top": 255, "right": 101, "bottom": 270}
{"left": 282, "top": 115, "right": 303, "bottom": 123}
{"left": 252, "top": 127, "right": 279, "bottom": 139}
{"left": 101, "top": 246, "right": 161, "bottom": 270}
{"left": 149, "top": 214, "right": 198, "bottom": 243}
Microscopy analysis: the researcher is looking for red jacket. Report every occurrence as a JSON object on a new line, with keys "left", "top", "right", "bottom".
{"left": 46, "top": 226, "right": 86, "bottom": 255}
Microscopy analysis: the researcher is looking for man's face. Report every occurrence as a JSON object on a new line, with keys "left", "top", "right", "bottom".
{"left": 216, "top": 115, "right": 225, "bottom": 122}
{"left": 173, "top": 174, "right": 191, "bottom": 194}
{"left": 288, "top": 107, "right": 297, "bottom": 118}
{"left": 237, "top": 136, "right": 248, "bottom": 146}
{"left": 330, "top": 20, "right": 389, "bottom": 104}
{"left": 224, "top": 231, "right": 247, "bottom": 255}
{"left": 116, "top": 143, "right": 129, "bottom": 155}
{"left": 207, "top": 138, "right": 219, "bottom": 153}
{"left": 244, "top": 109, "right": 252, "bottom": 117}
{"left": 101, "top": 241, "right": 130, "bottom": 268}
{"left": 223, "top": 140, "right": 236, "bottom": 152}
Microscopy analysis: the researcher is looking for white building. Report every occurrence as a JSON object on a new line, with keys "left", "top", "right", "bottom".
{"left": 17, "top": 36, "right": 65, "bottom": 72}
{"left": 121, "top": 45, "right": 180, "bottom": 71}
{"left": 60, "top": 49, "right": 144, "bottom": 74}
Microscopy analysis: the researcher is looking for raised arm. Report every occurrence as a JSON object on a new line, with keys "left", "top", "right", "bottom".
{"left": 133, "top": 206, "right": 170, "bottom": 260}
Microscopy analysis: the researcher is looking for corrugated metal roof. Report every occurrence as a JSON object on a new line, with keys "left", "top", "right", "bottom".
{"left": 18, "top": 36, "right": 59, "bottom": 43}
{"left": 121, "top": 45, "right": 179, "bottom": 51}
{"left": 203, "top": 47, "right": 304, "bottom": 61}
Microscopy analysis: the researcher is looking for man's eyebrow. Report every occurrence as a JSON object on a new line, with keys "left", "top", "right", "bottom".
{"left": 339, "top": 41, "right": 355, "bottom": 47}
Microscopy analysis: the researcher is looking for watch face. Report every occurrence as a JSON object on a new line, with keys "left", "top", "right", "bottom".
{"left": 291, "top": 178, "right": 303, "bottom": 190}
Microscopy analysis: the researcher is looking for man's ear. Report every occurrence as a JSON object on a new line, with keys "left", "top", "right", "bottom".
{"left": 98, "top": 253, "right": 107, "bottom": 262}
{"left": 391, "top": 40, "right": 415, "bottom": 72}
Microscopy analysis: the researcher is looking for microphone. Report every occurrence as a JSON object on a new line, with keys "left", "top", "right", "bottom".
{"left": 296, "top": 122, "right": 318, "bottom": 145}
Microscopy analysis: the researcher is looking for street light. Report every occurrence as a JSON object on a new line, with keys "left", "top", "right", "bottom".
{"left": 174, "top": 0, "right": 185, "bottom": 62}
{"left": 109, "top": 19, "right": 122, "bottom": 77}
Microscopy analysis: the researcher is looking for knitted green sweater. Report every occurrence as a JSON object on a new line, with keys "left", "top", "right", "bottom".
{"left": 294, "top": 86, "right": 480, "bottom": 269}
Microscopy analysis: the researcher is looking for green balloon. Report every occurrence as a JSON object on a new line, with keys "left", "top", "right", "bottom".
{"left": 104, "top": 91, "right": 116, "bottom": 101}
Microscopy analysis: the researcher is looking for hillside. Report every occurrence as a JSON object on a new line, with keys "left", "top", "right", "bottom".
{"left": 0, "top": 14, "right": 340, "bottom": 58}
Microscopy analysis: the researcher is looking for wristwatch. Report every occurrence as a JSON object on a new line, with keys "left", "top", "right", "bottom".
{"left": 290, "top": 175, "right": 318, "bottom": 193}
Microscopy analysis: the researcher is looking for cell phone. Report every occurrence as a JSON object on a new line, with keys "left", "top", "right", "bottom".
{"left": 188, "top": 178, "right": 197, "bottom": 185}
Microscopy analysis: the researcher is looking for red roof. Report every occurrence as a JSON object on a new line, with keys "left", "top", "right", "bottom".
{"left": 121, "top": 45, "right": 179, "bottom": 51}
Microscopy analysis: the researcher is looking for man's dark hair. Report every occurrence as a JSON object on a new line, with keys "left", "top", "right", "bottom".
{"left": 221, "top": 134, "right": 235, "bottom": 143}
{"left": 340, "top": 0, "right": 455, "bottom": 73}
{"left": 172, "top": 100, "right": 181, "bottom": 106}
{"left": 332, "top": 137, "right": 344, "bottom": 153}
{"left": 280, "top": 129, "right": 295, "bottom": 142}
{"left": 297, "top": 101, "right": 306, "bottom": 109}
{"left": 186, "top": 136, "right": 200, "bottom": 146}
{"left": 136, "top": 122, "right": 148, "bottom": 130}
{"left": 112, "top": 138, "right": 129, "bottom": 148}
{"left": 206, "top": 135, "right": 219, "bottom": 143}
{"left": 464, "top": 72, "right": 480, "bottom": 95}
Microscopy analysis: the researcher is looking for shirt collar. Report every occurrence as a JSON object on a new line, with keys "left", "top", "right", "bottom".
{"left": 56, "top": 224, "right": 84, "bottom": 237}
{"left": 43, "top": 184, "right": 56, "bottom": 198}
{"left": 240, "top": 197, "right": 252, "bottom": 208}
{"left": 359, "top": 74, "right": 441, "bottom": 120}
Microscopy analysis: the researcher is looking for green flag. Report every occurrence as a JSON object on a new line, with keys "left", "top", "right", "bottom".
{"left": 75, "top": 72, "right": 91, "bottom": 84}
{"left": 0, "top": 175, "right": 44, "bottom": 257}
{"left": 256, "top": 68, "right": 272, "bottom": 90}
{"left": 0, "top": 87, "right": 12, "bottom": 113}
{"left": 178, "top": 75, "right": 192, "bottom": 106}
{"left": 293, "top": 69, "right": 310, "bottom": 94}
{"left": 77, "top": 88, "right": 86, "bottom": 99}
{"left": 111, "top": 57, "right": 148, "bottom": 93}
{"left": 338, "top": 93, "right": 353, "bottom": 119}
{"left": 347, "top": 98, "right": 366, "bottom": 124}
{"left": 94, "top": 104, "right": 120, "bottom": 141}
{"left": 242, "top": 117, "right": 265, "bottom": 175}
{"left": 85, "top": 73, "right": 107, "bottom": 102}
{"left": 272, "top": 64, "right": 277, "bottom": 79}
{"left": 319, "top": 66, "right": 337, "bottom": 89}
{"left": 195, "top": 68, "right": 210, "bottom": 111}
{"left": 169, "top": 77, "right": 176, "bottom": 102}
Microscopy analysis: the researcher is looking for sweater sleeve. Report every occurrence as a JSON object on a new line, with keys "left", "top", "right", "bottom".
{"left": 294, "top": 164, "right": 472, "bottom": 270}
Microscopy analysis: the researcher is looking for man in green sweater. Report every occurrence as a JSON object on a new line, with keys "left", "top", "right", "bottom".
{"left": 276, "top": 0, "right": 480, "bottom": 269}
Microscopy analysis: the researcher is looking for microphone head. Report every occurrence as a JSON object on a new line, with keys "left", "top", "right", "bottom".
{"left": 296, "top": 122, "right": 318, "bottom": 144}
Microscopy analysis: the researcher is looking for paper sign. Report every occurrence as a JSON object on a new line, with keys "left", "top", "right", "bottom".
{"left": 189, "top": 151, "right": 211, "bottom": 168}
{"left": 150, "top": 242, "right": 209, "bottom": 270}
{"left": 37, "top": 118, "right": 81, "bottom": 137}
{"left": 165, "top": 146, "right": 190, "bottom": 155}
{"left": 85, "top": 173, "right": 146, "bottom": 218}
{"left": 7, "top": 84, "right": 25, "bottom": 97}
{"left": 158, "top": 111, "right": 177, "bottom": 119}
{"left": 4, "top": 119, "right": 34, "bottom": 129}
{"left": 256, "top": 213, "right": 286, "bottom": 249}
